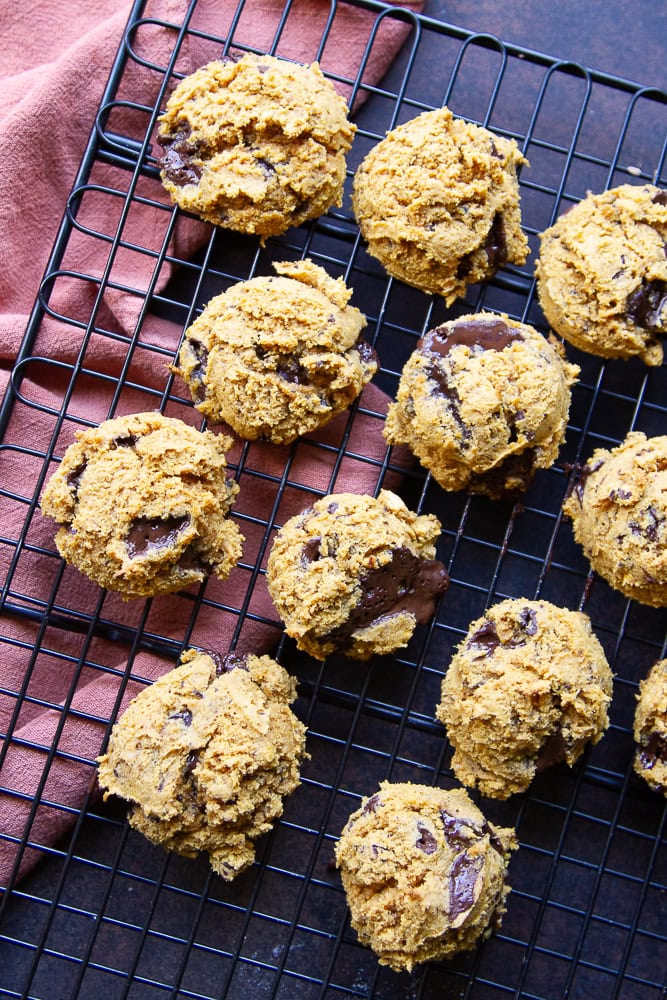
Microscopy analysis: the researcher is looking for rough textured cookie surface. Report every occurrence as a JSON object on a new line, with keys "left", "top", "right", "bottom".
{"left": 174, "top": 259, "right": 376, "bottom": 443}
{"left": 157, "top": 54, "right": 355, "bottom": 238}
{"left": 384, "top": 313, "right": 579, "bottom": 498}
{"left": 335, "top": 781, "right": 516, "bottom": 971}
{"left": 436, "top": 599, "right": 613, "bottom": 798}
{"left": 536, "top": 184, "right": 667, "bottom": 365}
{"left": 41, "top": 412, "right": 242, "bottom": 599}
{"left": 634, "top": 659, "right": 667, "bottom": 795}
{"left": 97, "top": 649, "right": 308, "bottom": 879}
{"left": 353, "top": 106, "right": 529, "bottom": 302}
{"left": 266, "top": 490, "right": 449, "bottom": 661}
{"left": 562, "top": 432, "right": 667, "bottom": 607}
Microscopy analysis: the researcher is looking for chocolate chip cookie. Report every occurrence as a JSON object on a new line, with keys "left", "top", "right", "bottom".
{"left": 335, "top": 781, "right": 516, "bottom": 971}
{"left": 352, "top": 106, "right": 529, "bottom": 302}
{"left": 383, "top": 313, "right": 579, "bottom": 499}
{"left": 634, "top": 658, "right": 667, "bottom": 795}
{"left": 173, "top": 259, "right": 376, "bottom": 444}
{"left": 536, "top": 184, "right": 667, "bottom": 365}
{"left": 97, "top": 649, "right": 308, "bottom": 879}
{"left": 40, "top": 412, "right": 243, "bottom": 599}
{"left": 266, "top": 490, "right": 449, "bottom": 661}
{"left": 436, "top": 599, "right": 613, "bottom": 799}
{"left": 157, "top": 54, "right": 355, "bottom": 239}
{"left": 562, "top": 432, "right": 667, "bottom": 607}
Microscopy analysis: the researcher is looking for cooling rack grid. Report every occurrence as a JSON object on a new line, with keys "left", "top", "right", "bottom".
{"left": 1, "top": 2, "right": 666, "bottom": 998}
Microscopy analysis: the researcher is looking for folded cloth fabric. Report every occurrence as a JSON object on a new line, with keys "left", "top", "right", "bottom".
{"left": 0, "top": 0, "right": 421, "bottom": 886}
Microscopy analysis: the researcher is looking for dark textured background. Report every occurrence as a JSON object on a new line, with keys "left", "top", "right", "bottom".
{"left": 425, "top": 1, "right": 666, "bottom": 91}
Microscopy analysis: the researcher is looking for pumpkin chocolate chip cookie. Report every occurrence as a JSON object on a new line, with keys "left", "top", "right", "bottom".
{"left": 97, "top": 649, "right": 308, "bottom": 879}
{"left": 536, "top": 184, "right": 667, "bottom": 365}
{"left": 634, "top": 659, "right": 667, "bottom": 795}
{"left": 353, "top": 106, "right": 529, "bottom": 302}
{"left": 173, "top": 259, "right": 376, "bottom": 444}
{"left": 562, "top": 432, "right": 667, "bottom": 607}
{"left": 436, "top": 599, "right": 613, "bottom": 798}
{"left": 157, "top": 53, "right": 355, "bottom": 238}
{"left": 384, "top": 313, "right": 579, "bottom": 499}
{"left": 41, "top": 412, "right": 242, "bottom": 599}
{"left": 335, "top": 781, "right": 516, "bottom": 971}
{"left": 266, "top": 490, "right": 449, "bottom": 661}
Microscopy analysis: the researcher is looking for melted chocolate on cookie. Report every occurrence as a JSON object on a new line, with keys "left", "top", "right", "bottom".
{"left": 468, "top": 448, "right": 537, "bottom": 498}
{"left": 421, "top": 317, "right": 523, "bottom": 358}
{"left": 213, "top": 651, "right": 249, "bottom": 675}
{"left": 126, "top": 514, "right": 191, "bottom": 558}
{"left": 638, "top": 731, "right": 666, "bottom": 771}
{"left": 626, "top": 279, "right": 667, "bottom": 331}
{"left": 325, "top": 546, "right": 449, "bottom": 649}
{"left": 449, "top": 851, "right": 483, "bottom": 919}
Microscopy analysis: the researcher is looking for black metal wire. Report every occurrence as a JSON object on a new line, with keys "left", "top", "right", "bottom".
{"left": 1, "top": 1, "right": 666, "bottom": 998}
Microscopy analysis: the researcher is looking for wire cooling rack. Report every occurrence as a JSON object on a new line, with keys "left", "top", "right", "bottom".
{"left": 1, "top": 1, "right": 666, "bottom": 998}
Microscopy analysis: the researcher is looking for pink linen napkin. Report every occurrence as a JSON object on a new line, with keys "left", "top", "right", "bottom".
{"left": 0, "top": 0, "right": 421, "bottom": 886}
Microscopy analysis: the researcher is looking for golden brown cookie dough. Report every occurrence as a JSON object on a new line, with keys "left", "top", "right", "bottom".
{"left": 40, "top": 412, "right": 242, "bottom": 599}
{"left": 436, "top": 599, "right": 613, "bottom": 799}
{"left": 634, "top": 659, "right": 667, "bottom": 795}
{"left": 536, "top": 184, "right": 667, "bottom": 365}
{"left": 266, "top": 490, "right": 449, "bottom": 661}
{"left": 334, "top": 781, "right": 516, "bottom": 972}
{"left": 562, "top": 432, "right": 667, "bottom": 607}
{"left": 97, "top": 649, "right": 308, "bottom": 879}
{"left": 173, "top": 259, "right": 376, "bottom": 444}
{"left": 352, "top": 106, "right": 529, "bottom": 302}
{"left": 157, "top": 54, "right": 355, "bottom": 239}
{"left": 383, "top": 313, "right": 579, "bottom": 499}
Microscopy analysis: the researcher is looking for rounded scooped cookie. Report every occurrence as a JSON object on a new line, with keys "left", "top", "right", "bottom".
{"left": 352, "top": 106, "right": 529, "bottom": 302}
{"left": 40, "top": 412, "right": 242, "bottom": 599}
{"left": 536, "top": 184, "right": 667, "bottom": 365}
{"left": 266, "top": 490, "right": 449, "bottom": 661}
{"left": 383, "top": 313, "right": 579, "bottom": 499}
{"left": 97, "top": 649, "right": 308, "bottom": 879}
{"left": 634, "top": 659, "right": 667, "bottom": 795}
{"left": 562, "top": 432, "right": 667, "bottom": 607}
{"left": 173, "top": 259, "right": 376, "bottom": 444}
{"left": 436, "top": 599, "right": 613, "bottom": 799}
{"left": 156, "top": 54, "right": 355, "bottom": 239}
{"left": 335, "top": 781, "right": 516, "bottom": 972}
